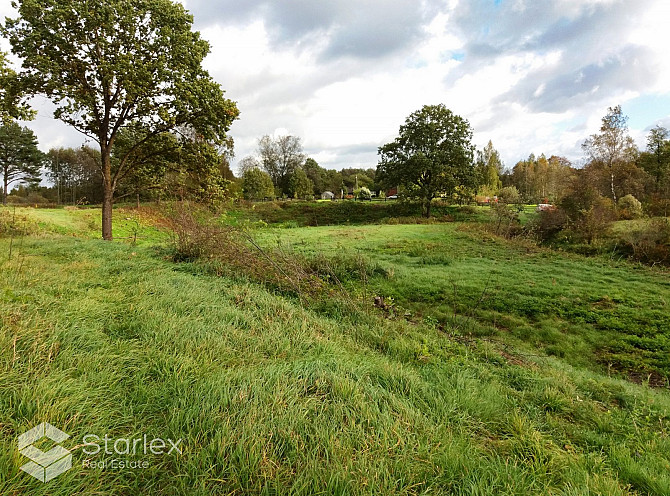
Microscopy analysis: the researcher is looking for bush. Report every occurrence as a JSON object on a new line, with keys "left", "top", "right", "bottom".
{"left": 498, "top": 186, "right": 522, "bottom": 205}
{"left": 559, "top": 185, "right": 615, "bottom": 244}
{"left": 567, "top": 199, "right": 616, "bottom": 244}
{"left": 490, "top": 186, "right": 523, "bottom": 238}
{"left": 619, "top": 218, "right": 670, "bottom": 265}
{"left": 355, "top": 187, "right": 372, "bottom": 201}
{"left": 161, "top": 202, "right": 356, "bottom": 302}
{"left": 617, "top": 194, "right": 643, "bottom": 219}
{"left": 530, "top": 208, "right": 568, "bottom": 243}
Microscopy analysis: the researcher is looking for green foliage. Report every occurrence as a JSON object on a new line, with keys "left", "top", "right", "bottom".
{"left": 491, "top": 186, "right": 523, "bottom": 237}
{"left": 225, "top": 200, "right": 488, "bottom": 227}
{"left": 510, "top": 154, "right": 575, "bottom": 203}
{"left": 0, "top": 207, "right": 38, "bottom": 236}
{"left": 0, "top": 122, "right": 43, "bottom": 204}
{"left": 557, "top": 176, "right": 616, "bottom": 244}
{"left": 45, "top": 146, "right": 102, "bottom": 205}
{"left": 618, "top": 217, "right": 670, "bottom": 265}
{"left": 5, "top": 0, "right": 239, "bottom": 238}
{"left": 354, "top": 186, "right": 372, "bottom": 200}
{"left": 258, "top": 135, "right": 305, "bottom": 194}
{"left": 617, "top": 194, "right": 643, "bottom": 219}
{"left": 242, "top": 168, "right": 275, "bottom": 201}
{"left": 377, "top": 104, "right": 476, "bottom": 217}
{"left": 638, "top": 125, "right": 670, "bottom": 195}
{"left": 582, "top": 106, "right": 639, "bottom": 204}
{"left": 476, "top": 140, "right": 502, "bottom": 195}
{"left": 0, "top": 51, "right": 34, "bottom": 122}
{"left": 288, "top": 167, "right": 314, "bottom": 199}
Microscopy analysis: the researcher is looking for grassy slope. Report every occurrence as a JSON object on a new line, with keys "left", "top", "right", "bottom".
{"left": 2, "top": 206, "right": 167, "bottom": 243}
{"left": 1, "top": 207, "right": 670, "bottom": 495}
{"left": 261, "top": 224, "right": 670, "bottom": 384}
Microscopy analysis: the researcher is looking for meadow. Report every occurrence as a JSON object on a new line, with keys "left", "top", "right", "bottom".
{"left": 1, "top": 203, "right": 669, "bottom": 495}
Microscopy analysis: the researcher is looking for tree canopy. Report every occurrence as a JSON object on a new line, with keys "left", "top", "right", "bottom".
{"left": 242, "top": 168, "right": 275, "bottom": 201}
{"left": 377, "top": 104, "right": 475, "bottom": 217}
{"left": 638, "top": 125, "right": 670, "bottom": 194}
{"left": 5, "top": 0, "right": 239, "bottom": 239}
{"left": 258, "top": 135, "right": 305, "bottom": 195}
{"left": 0, "top": 122, "right": 42, "bottom": 204}
{"left": 476, "top": 140, "right": 503, "bottom": 196}
{"left": 45, "top": 146, "right": 102, "bottom": 205}
{"left": 0, "top": 51, "right": 34, "bottom": 123}
{"left": 582, "top": 105, "right": 638, "bottom": 204}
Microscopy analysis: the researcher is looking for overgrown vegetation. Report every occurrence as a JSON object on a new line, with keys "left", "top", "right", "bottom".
{"left": 2, "top": 209, "right": 670, "bottom": 495}
{"left": 264, "top": 222, "right": 670, "bottom": 387}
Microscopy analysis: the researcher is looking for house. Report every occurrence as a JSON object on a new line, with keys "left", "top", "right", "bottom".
{"left": 321, "top": 191, "right": 335, "bottom": 200}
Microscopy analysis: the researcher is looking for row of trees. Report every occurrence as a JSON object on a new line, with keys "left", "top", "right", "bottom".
{"left": 1, "top": 0, "right": 668, "bottom": 234}
{"left": 238, "top": 134, "right": 377, "bottom": 200}
{"left": 0, "top": 122, "right": 238, "bottom": 207}
{"left": 373, "top": 104, "right": 670, "bottom": 219}
{"left": 504, "top": 107, "right": 670, "bottom": 211}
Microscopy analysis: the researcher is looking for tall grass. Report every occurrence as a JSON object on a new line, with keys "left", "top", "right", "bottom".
{"left": 1, "top": 208, "right": 670, "bottom": 494}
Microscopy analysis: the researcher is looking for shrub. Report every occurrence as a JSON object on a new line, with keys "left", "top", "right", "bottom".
{"left": 617, "top": 194, "right": 643, "bottom": 219}
{"left": 559, "top": 185, "right": 615, "bottom": 244}
{"left": 161, "top": 202, "right": 359, "bottom": 303}
{"left": 619, "top": 218, "right": 670, "bottom": 265}
{"left": 568, "top": 199, "right": 616, "bottom": 244}
{"left": 355, "top": 187, "right": 372, "bottom": 201}
{"left": 490, "top": 186, "right": 523, "bottom": 238}
{"left": 530, "top": 207, "right": 568, "bottom": 243}
{"left": 498, "top": 186, "right": 522, "bottom": 205}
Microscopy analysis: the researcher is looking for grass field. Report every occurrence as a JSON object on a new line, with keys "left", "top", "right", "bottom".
{"left": 1, "top": 204, "right": 670, "bottom": 495}
{"left": 259, "top": 223, "right": 670, "bottom": 385}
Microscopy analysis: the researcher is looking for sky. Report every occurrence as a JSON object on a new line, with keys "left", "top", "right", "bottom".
{"left": 2, "top": 0, "right": 670, "bottom": 173}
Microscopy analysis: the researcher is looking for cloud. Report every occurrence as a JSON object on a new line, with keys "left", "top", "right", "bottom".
{"left": 186, "top": 0, "right": 441, "bottom": 61}
{"left": 495, "top": 44, "right": 658, "bottom": 113}
{"left": 6, "top": 0, "right": 670, "bottom": 173}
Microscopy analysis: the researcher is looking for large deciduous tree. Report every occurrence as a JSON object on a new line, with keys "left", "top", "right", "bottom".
{"left": 582, "top": 105, "right": 638, "bottom": 205}
{"left": 258, "top": 135, "right": 305, "bottom": 195}
{"left": 242, "top": 168, "right": 275, "bottom": 201}
{"left": 377, "top": 104, "right": 475, "bottom": 217}
{"left": 288, "top": 168, "right": 314, "bottom": 199}
{"left": 638, "top": 125, "right": 670, "bottom": 194}
{"left": 0, "top": 122, "right": 42, "bottom": 204}
{"left": 0, "top": 51, "right": 34, "bottom": 123}
{"left": 5, "top": 0, "right": 239, "bottom": 239}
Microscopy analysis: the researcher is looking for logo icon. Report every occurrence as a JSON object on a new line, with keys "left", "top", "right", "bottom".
{"left": 18, "top": 422, "right": 72, "bottom": 483}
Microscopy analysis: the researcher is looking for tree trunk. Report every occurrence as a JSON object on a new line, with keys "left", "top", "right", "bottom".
{"left": 136, "top": 192, "right": 140, "bottom": 209}
{"left": 2, "top": 175, "right": 7, "bottom": 205}
{"left": 423, "top": 197, "right": 432, "bottom": 218}
{"left": 101, "top": 148, "right": 114, "bottom": 241}
{"left": 610, "top": 168, "right": 617, "bottom": 205}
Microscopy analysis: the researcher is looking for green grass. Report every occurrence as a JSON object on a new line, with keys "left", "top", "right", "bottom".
{"left": 1, "top": 206, "right": 670, "bottom": 494}
{"left": 257, "top": 223, "right": 670, "bottom": 385}
{"left": 1, "top": 205, "right": 168, "bottom": 244}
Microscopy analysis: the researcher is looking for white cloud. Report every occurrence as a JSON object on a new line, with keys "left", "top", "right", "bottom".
{"left": 3, "top": 0, "right": 670, "bottom": 172}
